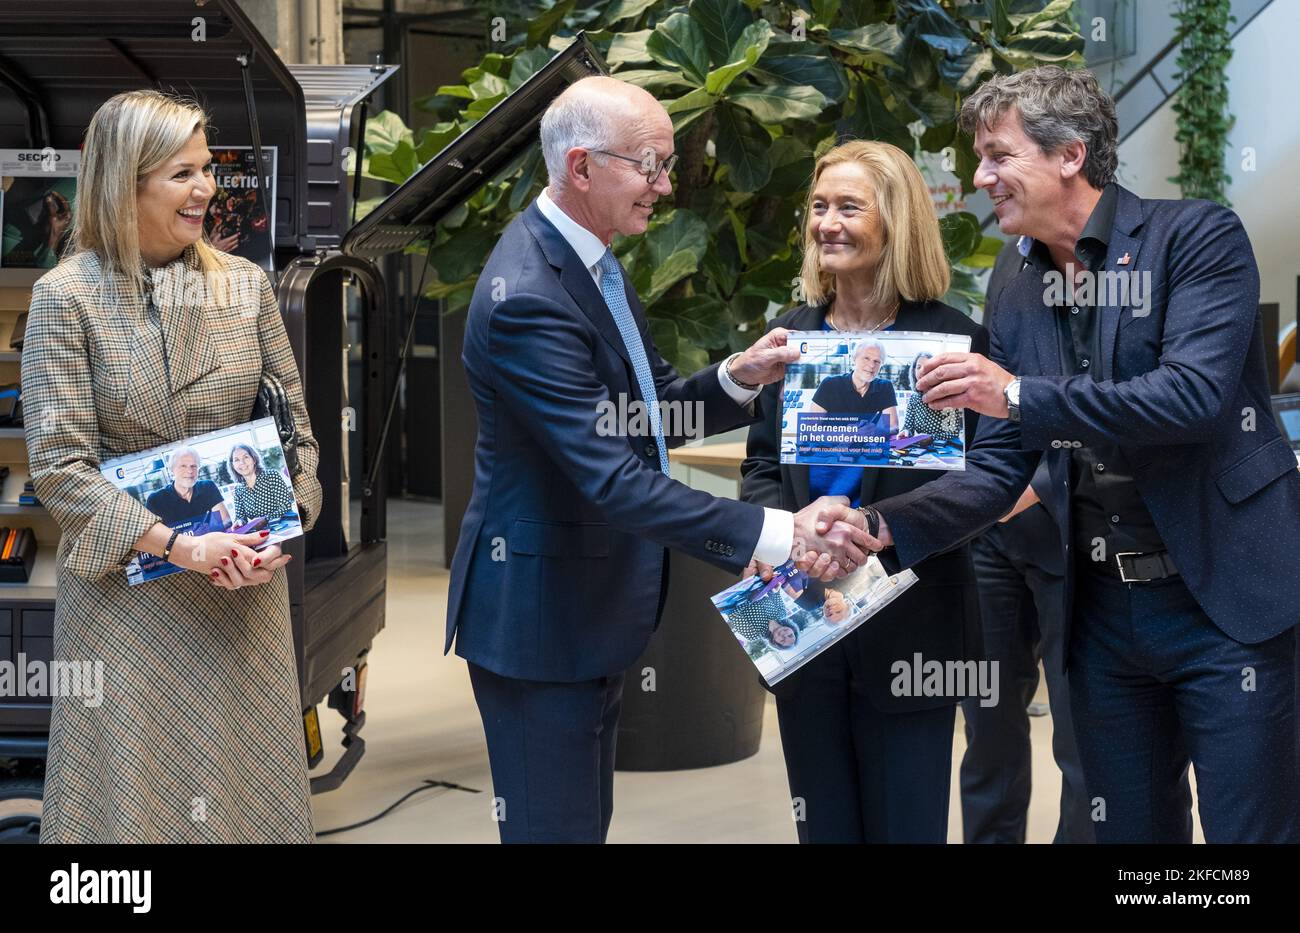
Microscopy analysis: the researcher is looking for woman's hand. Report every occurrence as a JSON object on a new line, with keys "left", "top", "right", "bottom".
{"left": 169, "top": 530, "right": 291, "bottom": 589}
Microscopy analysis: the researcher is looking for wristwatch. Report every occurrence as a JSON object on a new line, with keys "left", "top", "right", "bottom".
{"left": 1004, "top": 378, "right": 1022, "bottom": 423}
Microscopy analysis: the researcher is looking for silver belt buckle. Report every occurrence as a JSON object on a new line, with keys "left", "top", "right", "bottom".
{"left": 1115, "top": 551, "right": 1152, "bottom": 583}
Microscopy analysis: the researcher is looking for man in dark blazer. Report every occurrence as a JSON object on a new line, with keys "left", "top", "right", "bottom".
{"left": 824, "top": 66, "right": 1300, "bottom": 842}
{"left": 446, "top": 76, "right": 873, "bottom": 843}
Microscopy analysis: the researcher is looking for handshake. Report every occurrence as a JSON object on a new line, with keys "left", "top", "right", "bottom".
{"left": 787, "top": 496, "right": 894, "bottom": 582}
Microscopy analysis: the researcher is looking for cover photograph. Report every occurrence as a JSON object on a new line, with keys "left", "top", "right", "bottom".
{"left": 101, "top": 417, "right": 301, "bottom": 585}
{"left": 711, "top": 557, "right": 918, "bottom": 686}
{"left": 0, "top": 148, "right": 80, "bottom": 269}
{"left": 780, "top": 330, "right": 973, "bottom": 471}
{"left": 204, "top": 146, "right": 277, "bottom": 272}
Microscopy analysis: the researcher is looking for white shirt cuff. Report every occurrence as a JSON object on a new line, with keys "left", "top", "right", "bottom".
{"left": 751, "top": 508, "right": 794, "bottom": 567}
{"left": 718, "top": 353, "right": 762, "bottom": 407}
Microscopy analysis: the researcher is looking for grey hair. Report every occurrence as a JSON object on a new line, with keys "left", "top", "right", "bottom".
{"left": 852, "top": 338, "right": 887, "bottom": 367}
{"left": 170, "top": 446, "right": 202, "bottom": 471}
{"left": 539, "top": 80, "right": 616, "bottom": 190}
{"left": 958, "top": 65, "right": 1118, "bottom": 189}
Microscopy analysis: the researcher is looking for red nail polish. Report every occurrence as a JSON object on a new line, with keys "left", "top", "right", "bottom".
{"left": 253, "top": 558, "right": 261, "bottom": 567}
{"left": 259, "top": 530, "right": 269, "bottom": 537}
{"left": 210, "top": 569, "right": 219, "bottom": 576}
{"left": 221, "top": 557, "right": 228, "bottom": 566}
{"left": 230, "top": 549, "right": 238, "bottom": 558}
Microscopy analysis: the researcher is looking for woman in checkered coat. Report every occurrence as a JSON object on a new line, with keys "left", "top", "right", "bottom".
{"left": 21, "top": 90, "right": 323, "bottom": 842}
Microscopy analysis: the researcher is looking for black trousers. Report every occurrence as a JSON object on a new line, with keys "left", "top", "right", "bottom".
{"left": 775, "top": 640, "right": 955, "bottom": 843}
{"left": 468, "top": 662, "right": 625, "bottom": 843}
{"left": 960, "top": 511, "right": 1094, "bottom": 843}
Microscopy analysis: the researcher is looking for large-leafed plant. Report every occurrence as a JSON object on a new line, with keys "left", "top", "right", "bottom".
{"left": 363, "top": 0, "right": 1083, "bottom": 371}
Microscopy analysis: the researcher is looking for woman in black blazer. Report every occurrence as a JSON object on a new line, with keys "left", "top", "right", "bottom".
{"left": 741, "top": 140, "right": 989, "bottom": 843}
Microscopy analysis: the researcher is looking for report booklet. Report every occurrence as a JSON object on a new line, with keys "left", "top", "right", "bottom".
{"left": 101, "top": 418, "right": 302, "bottom": 585}
{"left": 781, "top": 329, "right": 972, "bottom": 471}
{"left": 711, "top": 557, "right": 918, "bottom": 686}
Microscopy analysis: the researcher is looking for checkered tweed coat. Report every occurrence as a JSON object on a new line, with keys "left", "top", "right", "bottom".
{"left": 21, "top": 244, "right": 323, "bottom": 843}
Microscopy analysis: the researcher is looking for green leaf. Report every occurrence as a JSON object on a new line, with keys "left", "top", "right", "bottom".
{"left": 508, "top": 146, "right": 545, "bottom": 212}
{"left": 760, "top": 136, "right": 815, "bottom": 196}
{"left": 938, "top": 47, "right": 994, "bottom": 93}
{"left": 364, "top": 110, "right": 414, "bottom": 154}
{"left": 903, "top": 87, "right": 957, "bottom": 127}
{"left": 427, "top": 222, "right": 498, "bottom": 284}
{"left": 526, "top": 0, "right": 576, "bottom": 48}
{"left": 648, "top": 295, "right": 731, "bottom": 349}
{"left": 688, "top": 0, "right": 755, "bottom": 68}
{"left": 1017, "top": 0, "right": 1074, "bottom": 34}
{"left": 729, "top": 85, "right": 827, "bottom": 124}
{"left": 645, "top": 250, "right": 699, "bottom": 304}
{"left": 614, "top": 68, "right": 695, "bottom": 91}
{"left": 703, "top": 21, "right": 771, "bottom": 96}
{"left": 824, "top": 23, "right": 903, "bottom": 67}
{"left": 415, "top": 122, "right": 459, "bottom": 163}
{"left": 643, "top": 208, "right": 709, "bottom": 269}
{"left": 989, "top": 0, "right": 1012, "bottom": 41}
{"left": 607, "top": 29, "right": 653, "bottom": 68}
{"left": 507, "top": 46, "right": 555, "bottom": 91}
{"left": 433, "top": 84, "right": 474, "bottom": 100}
{"left": 664, "top": 87, "right": 717, "bottom": 132}
{"left": 468, "top": 72, "right": 508, "bottom": 99}
{"left": 713, "top": 102, "right": 772, "bottom": 192}
{"left": 365, "top": 140, "right": 419, "bottom": 184}
{"left": 601, "top": 0, "right": 657, "bottom": 27}
{"left": 904, "top": 0, "right": 971, "bottom": 56}
{"left": 959, "top": 235, "right": 1006, "bottom": 269}
{"left": 749, "top": 54, "right": 849, "bottom": 105}
{"left": 646, "top": 12, "right": 711, "bottom": 86}
{"left": 938, "top": 211, "right": 981, "bottom": 264}
{"left": 846, "top": 79, "right": 913, "bottom": 152}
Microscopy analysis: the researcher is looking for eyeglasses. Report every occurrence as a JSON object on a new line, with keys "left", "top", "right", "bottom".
{"left": 590, "top": 149, "right": 678, "bottom": 185}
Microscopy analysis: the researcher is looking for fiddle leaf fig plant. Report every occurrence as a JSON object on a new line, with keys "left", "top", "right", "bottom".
{"left": 363, "top": 0, "right": 1084, "bottom": 370}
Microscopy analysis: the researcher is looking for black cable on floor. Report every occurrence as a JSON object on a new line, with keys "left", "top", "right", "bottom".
{"left": 315, "top": 779, "right": 480, "bottom": 838}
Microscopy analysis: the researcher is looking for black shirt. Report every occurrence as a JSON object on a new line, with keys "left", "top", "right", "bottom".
{"left": 811, "top": 374, "right": 897, "bottom": 417}
{"left": 146, "top": 479, "right": 225, "bottom": 527}
{"left": 1024, "top": 183, "right": 1165, "bottom": 555}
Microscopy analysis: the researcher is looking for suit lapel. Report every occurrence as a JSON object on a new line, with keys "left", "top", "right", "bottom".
{"left": 1099, "top": 190, "right": 1146, "bottom": 381}
{"left": 523, "top": 202, "right": 634, "bottom": 370}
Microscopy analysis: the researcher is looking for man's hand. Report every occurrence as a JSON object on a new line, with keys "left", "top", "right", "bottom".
{"left": 791, "top": 496, "right": 875, "bottom": 581}
{"left": 798, "top": 506, "right": 894, "bottom": 579}
{"left": 915, "top": 352, "right": 1015, "bottom": 418}
{"left": 729, "top": 326, "right": 800, "bottom": 386}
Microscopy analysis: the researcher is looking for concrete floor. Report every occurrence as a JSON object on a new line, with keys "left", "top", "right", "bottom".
{"left": 310, "top": 499, "right": 1202, "bottom": 843}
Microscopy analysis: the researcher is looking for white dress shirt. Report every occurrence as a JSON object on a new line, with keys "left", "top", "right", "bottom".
{"left": 534, "top": 188, "right": 793, "bottom": 566}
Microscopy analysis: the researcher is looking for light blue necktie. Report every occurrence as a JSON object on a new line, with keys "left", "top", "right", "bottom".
{"left": 597, "top": 249, "right": 670, "bottom": 475}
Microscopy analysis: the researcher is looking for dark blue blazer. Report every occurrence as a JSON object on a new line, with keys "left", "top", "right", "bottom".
{"left": 446, "top": 200, "right": 766, "bottom": 682}
{"left": 875, "top": 186, "right": 1300, "bottom": 649}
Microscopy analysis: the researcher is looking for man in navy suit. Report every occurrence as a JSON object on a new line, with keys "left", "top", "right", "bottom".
{"left": 446, "top": 76, "right": 874, "bottom": 843}
{"left": 816, "top": 66, "right": 1300, "bottom": 842}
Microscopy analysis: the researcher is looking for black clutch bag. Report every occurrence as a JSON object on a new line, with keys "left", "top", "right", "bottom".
{"left": 251, "top": 372, "right": 300, "bottom": 474}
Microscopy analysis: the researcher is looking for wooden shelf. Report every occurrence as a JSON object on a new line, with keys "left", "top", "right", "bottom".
{"left": 668, "top": 441, "right": 746, "bottom": 469}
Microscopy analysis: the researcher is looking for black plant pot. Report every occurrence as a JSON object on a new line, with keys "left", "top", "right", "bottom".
{"left": 615, "top": 552, "right": 768, "bottom": 771}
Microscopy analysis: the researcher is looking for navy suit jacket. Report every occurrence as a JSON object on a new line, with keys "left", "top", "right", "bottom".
{"left": 875, "top": 185, "right": 1300, "bottom": 648}
{"left": 446, "top": 200, "right": 767, "bottom": 682}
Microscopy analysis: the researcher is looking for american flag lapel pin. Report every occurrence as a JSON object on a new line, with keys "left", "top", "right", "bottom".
{"left": 1117, "top": 252, "right": 1131, "bottom": 265}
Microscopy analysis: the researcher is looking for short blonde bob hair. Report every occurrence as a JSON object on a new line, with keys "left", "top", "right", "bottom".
{"left": 800, "top": 140, "right": 949, "bottom": 308}
{"left": 73, "top": 89, "right": 225, "bottom": 298}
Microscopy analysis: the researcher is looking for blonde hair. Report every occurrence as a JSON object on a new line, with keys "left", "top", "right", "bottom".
{"left": 800, "top": 140, "right": 949, "bottom": 308}
{"left": 73, "top": 89, "right": 226, "bottom": 300}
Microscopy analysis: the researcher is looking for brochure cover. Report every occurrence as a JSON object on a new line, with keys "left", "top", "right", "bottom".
{"left": 205, "top": 146, "right": 277, "bottom": 272}
{"left": 101, "top": 417, "right": 302, "bottom": 585}
{"left": 780, "top": 330, "right": 972, "bottom": 471}
{"left": 0, "top": 148, "right": 80, "bottom": 269}
{"left": 711, "top": 557, "right": 918, "bottom": 686}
